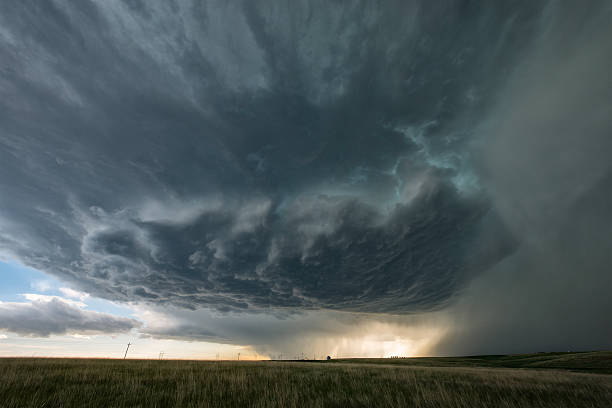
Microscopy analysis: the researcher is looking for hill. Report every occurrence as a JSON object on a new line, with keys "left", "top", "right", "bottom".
{"left": 329, "top": 351, "right": 612, "bottom": 374}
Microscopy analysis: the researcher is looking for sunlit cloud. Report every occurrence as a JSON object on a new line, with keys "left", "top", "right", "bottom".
{"left": 59, "top": 288, "right": 89, "bottom": 302}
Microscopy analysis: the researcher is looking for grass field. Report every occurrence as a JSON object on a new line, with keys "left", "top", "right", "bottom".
{"left": 0, "top": 352, "right": 610, "bottom": 407}
{"left": 332, "top": 350, "right": 612, "bottom": 374}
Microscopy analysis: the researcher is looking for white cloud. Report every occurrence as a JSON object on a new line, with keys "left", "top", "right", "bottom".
{"left": 59, "top": 287, "right": 89, "bottom": 301}
{"left": 22, "top": 294, "right": 86, "bottom": 309}
{"left": 30, "top": 280, "right": 54, "bottom": 292}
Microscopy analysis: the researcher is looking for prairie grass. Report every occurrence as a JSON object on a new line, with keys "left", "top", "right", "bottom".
{"left": 333, "top": 351, "right": 612, "bottom": 373}
{"left": 0, "top": 357, "right": 610, "bottom": 407}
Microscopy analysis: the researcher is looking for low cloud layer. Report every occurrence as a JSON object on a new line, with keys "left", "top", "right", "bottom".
{"left": 0, "top": 295, "right": 141, "bottom": 337}
{"left": 139, "top": 305, "right": 445, "bottom": 358}
{"left": 0, "top": 1, "right": 610, "bottom": 354}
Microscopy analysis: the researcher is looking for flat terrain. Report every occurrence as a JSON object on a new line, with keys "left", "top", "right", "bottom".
{"left": 331, "top": 350, "right": 612, "bottom": 374}
{"left": 0, "top": 352, "right": 611, "bottom": 407}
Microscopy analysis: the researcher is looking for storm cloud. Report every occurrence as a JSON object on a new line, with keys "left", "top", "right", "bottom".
{"left": 0, "top": 0, "right": 525, "bottom": 313}
{"left": 0, "top": 1, "right": 610, "bottom": 353}
{"left": 0, "top": 295, "right": 141, "bottom": 337}
{"left": 431, "top": 0, "right": 612, "bottom": 355}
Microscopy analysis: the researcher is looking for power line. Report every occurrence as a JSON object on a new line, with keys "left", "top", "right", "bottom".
{"left": 123, "top": 342, "right": 131, "bottom": 359}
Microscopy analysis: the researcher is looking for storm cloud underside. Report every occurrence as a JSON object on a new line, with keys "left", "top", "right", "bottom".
{"left": 0, "top": 1, "right": 610, "bottom": 353}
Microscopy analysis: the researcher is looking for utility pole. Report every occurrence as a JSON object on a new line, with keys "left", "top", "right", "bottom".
{"left": 237, "top": 352, "right": 240, "bottom": 361}
{"left": 124, "top": 342, "right": 131, "bottom": 359}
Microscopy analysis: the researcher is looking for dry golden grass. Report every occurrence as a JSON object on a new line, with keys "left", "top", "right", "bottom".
{"left": 0, "top": 357, "right": 610, "bottom": 407}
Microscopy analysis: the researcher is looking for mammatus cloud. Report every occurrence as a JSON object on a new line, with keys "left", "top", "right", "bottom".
{"left": 0, "top": 295, "right": 141, "bottom": 337}
{"left": 0, "top": 0, "right": 610, "bottom": 354}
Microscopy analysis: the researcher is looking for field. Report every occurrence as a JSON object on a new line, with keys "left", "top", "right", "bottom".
{"left": 0, "top": 352, "right": 611, "bottom": 407}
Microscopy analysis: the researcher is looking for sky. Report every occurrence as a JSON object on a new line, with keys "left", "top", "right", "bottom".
{"left": 0, "top": 0, "right": 610, "bottom": 359}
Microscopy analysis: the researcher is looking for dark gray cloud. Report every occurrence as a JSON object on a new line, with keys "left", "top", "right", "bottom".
{"left": 0, "top": 295, "right": 141, "bottom": 337}
{"left": 0, "top": 0, "right": 528, "bottom": 313}
{"left": 0, "top": 0, "right": 610, "bottom": 353}
{"left": 432, "top": 0, "right": 612, "bottom": 355}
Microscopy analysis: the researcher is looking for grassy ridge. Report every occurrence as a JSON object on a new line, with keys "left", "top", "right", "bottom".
{"left": 0, "top": 354, "right": 611, "bottom": 407}
{"left": 330, "top": 351, "right": 612, "bottom": 374}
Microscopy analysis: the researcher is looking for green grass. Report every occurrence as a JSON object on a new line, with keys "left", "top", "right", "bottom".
{"left": 0, "top": 353, "right": 611, "bottom": 407}
{"left": 331, "top": 351, "right": 612, "bottom": 374}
